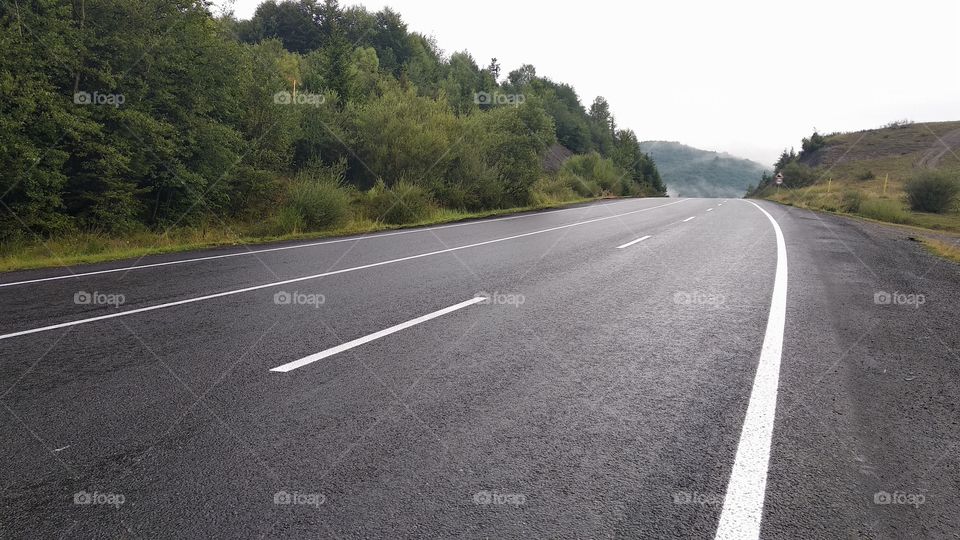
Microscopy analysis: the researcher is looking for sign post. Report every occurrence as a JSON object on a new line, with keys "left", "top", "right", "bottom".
{"left": 775, "top": 172, "right": 784, "bottom": 193}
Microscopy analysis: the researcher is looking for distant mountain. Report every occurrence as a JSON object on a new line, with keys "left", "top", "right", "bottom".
{"left": 639, "top": 141, "right": 769, "bottom": 198}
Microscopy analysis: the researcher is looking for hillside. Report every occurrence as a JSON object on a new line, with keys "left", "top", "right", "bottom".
{"left": 798, "top": 120, "right": 960, "bottom": 177}
{"left": 753, "top": 120, "right": 960, "bottom": 235}
{"left": 639, "top": 141, "right": 769, "bottom": 197}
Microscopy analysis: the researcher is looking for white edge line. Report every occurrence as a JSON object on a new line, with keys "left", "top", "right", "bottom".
{"left": 0, "top": 199, "right": 689, "bottom": 341}
{"left": 682, "top": 216, "right": 696, "bottom": 222}
{"left": 714, "top": 200, "right": 788, "bottom": 540}
{"left": 0, "top": 198, "right": 656, "bottom": 288}
{"left": 616, "top": 235, "right": 652, "bottom": 249}
{"left": 270, "top": 297, "right": 486, "bottom": 372}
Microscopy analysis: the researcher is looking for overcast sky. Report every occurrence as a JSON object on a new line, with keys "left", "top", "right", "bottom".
{"left": 218, "top": 0, "right": 960, "bottom": 164}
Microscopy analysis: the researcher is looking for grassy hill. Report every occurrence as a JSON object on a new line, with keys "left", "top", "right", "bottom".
{"left": 639, "top": 141, "right": 769, "bottom": 198}
{"left": 753, "top": 121, "right": 960, "bottom": 235}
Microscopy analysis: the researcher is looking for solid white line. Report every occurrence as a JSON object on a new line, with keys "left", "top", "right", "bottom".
{"left": 0, "top": 199, "right": 688, "bottom": 341}
{"left": 616, "top": 235, "right": 651, "bottom": 249}
{"left": 270, "top": 297, "right": 486, "bottom": 372}
{"left": 0, "top": 198, "right": 650, "bottom": 288}
{"left": 714, "top": 201, "right": 788, "bottom": 540}
{"left": 682, "top": 216, "right": 696, "bottom": 222}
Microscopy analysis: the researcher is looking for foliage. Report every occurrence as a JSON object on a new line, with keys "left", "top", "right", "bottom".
{"left": 799, "top": 131, "right": 826, "bottom": 159}
{"left": 779, "top": 162, "right": 818, "bottom": 188}
{"left": 904, "top": 172, "right": 960, "bottom": 213}
{"left": 284, "top": 160, "right": 352, "bottom": 229}
{"left": 840, "top": 191, "right": 863, "bottom": 213}
{"left": 0, "top": 0, "right": 664, "bottom": 246}
{"left": 859, "top": 198, "right": 911, "bottom": 224}
{"left": 364, "top": 179, "right": 433, "bottom": 224}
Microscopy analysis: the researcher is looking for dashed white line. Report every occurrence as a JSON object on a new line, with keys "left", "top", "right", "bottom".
{"left": 707, "top": 208, "right": 714, "bottom": 212}
{"left": 714, "top": 200, "right": 788, "bottom": 540}
{"left": 682, "top": 216, "right": 696, "bottom": 222}
{"left": 0, "top": 199, "right": 688, "bottom": 341}
{"left": 0, "top": 198, "right": 653, "bottom": 288}
{"left": 270, "top": 297, "right": 486, "bottom": 372}
{"left": 616, "top": 235, "right": 652, "bottom": 249}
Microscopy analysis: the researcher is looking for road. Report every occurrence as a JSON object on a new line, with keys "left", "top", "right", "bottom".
{"left": 1, "top": 197, "right": 958, "bottom": 539}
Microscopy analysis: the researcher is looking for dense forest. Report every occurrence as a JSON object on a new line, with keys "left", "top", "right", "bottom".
{"left": 0, "top": 0, "right": 665, "bottom": 244}
{"left": 638, "top": 141, "right": 768, "bottom": 198}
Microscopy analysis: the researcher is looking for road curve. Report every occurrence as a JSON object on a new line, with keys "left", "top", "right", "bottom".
{"left": 1, "top": 197, "right": 957, "bottom": 538}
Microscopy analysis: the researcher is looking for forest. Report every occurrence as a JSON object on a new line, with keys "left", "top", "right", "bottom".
{"left": 0, "top": 0, "right": 665, "bottom": 252}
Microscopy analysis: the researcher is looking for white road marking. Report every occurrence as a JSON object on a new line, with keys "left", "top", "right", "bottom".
{"left": 616, "top": 235, "right": 652, "bottom": 249}
{"left": 270, "top": 297, "right": 486, "bottom": 372}
{"left": 714, "top": 201, "right": 788, "bottom": 540}
{"left": 707, "top": 208, "right": 714, "bottom": 212}
{"left": 0, "top": 198, "right": 650, "bottom": 288}
{"left": 682, "top": 216, "right": 696, "bottom": 222}
{"left": 0, "top": 199, "right": 688, "bottom": 341}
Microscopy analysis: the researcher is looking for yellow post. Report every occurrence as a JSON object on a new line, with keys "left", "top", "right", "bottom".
{"left": 883, "top": 174, "right": 888, "bottom": 196}
{"left": 827, "top": 178, "right": 832, "bottom": 194}
{"left": 292, "top": 79, "right": 297, "bottom": 101}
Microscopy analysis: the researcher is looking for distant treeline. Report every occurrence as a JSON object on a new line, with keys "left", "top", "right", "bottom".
{"left": 0, "top": 0, "right": 665, "bottom": 240}
{"left": 638, "top": 141, "right": 768, "bottom": 198}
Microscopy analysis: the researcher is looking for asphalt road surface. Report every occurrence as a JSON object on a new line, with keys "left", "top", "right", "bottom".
{"left": 1, "top": 198, "right": 958, "bottom": 539}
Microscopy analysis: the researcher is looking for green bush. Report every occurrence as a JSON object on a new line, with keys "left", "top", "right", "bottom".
{"left": 780, "top": 162, "right": 818, "bottom": 188}
{"left": 560, "top": 152, "right": 627, "bottom": 195}
{"left": 904, "top": 172, "right": 960, "bottom": 213}
{"left": 859, "top": 198, "right": 911, "bottom": 224}
{"left": 284, "top": 160, "right": 352, "bottom": 230}
{"left": 269, "top": 206, "right": 307, "bottom": 235}
{"left": 365, "top": 179, "right": 434, "bottom": 224}
{"left": 856, "top": 170, "right": 876, "bottom": 181}
{"left": 531, "top": 176, "right": 578, "bottom": 205}
{"left": 840, "top": 191, "right": 863, "bottom": 213}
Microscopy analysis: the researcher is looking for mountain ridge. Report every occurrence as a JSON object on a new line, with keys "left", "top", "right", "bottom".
{"left": 639, "top": 141, "right": 769, "bottom": 198}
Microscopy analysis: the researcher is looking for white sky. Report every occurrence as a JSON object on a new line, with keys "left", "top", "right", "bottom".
{"left": 218, "top": 0, "right": 960, "bottom": 165}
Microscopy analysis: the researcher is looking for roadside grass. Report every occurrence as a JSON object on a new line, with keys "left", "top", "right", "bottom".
{"left": 922, "top": 238, "right": 960, "bottom": 264}
{"left": 0, "top": 195, "right": 603, "bottom": 273}
{"left": 761, "top": 181, "right": 960, "bottom": 232}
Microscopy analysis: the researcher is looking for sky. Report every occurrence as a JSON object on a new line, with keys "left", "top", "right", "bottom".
{"left": 217, "top": 0, "right": 960, "bottom": 165}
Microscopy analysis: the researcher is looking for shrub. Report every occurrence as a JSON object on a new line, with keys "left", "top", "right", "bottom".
{"left": 780, "top": 162, "right": 818, "bottom": 188}
{"left": 284, "top": 160, "right": 352, "bottom": 230}
{"left": 859, "top": 198, "right": 911, "bottom": 224}
{"left": 365, "top": 179, "right": 434, "bottom": 224}
{"left": 269, "top": 206, "right": 307, "bottom": 235}
{"left": 560, "top": 152, "right": 626, "bottom": 195}
{"left": 904, "top": 172, "right": 960, "bottom": 213}
{"left": 531, "top": 176, "right": 578, "bottom": 205}
{"left": 856, "top": 170, "right": 876, "bottom": 181}
{"left": 840, "top": 191, "right": 863, "bottom": 213}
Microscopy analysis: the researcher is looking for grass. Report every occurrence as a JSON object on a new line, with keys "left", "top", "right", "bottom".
{"left": 0, "top": 195, "right": 604, "bottom": 273}
{"left": 922, "top": 238, "right": 960, "bottom": 264}
{"left": 760, "top": 179, "right": 960, "bottom": 233}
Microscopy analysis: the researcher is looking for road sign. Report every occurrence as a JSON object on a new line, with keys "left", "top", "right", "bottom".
{"left": 775, "top": 172, "right": 784, "bottom": 186}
